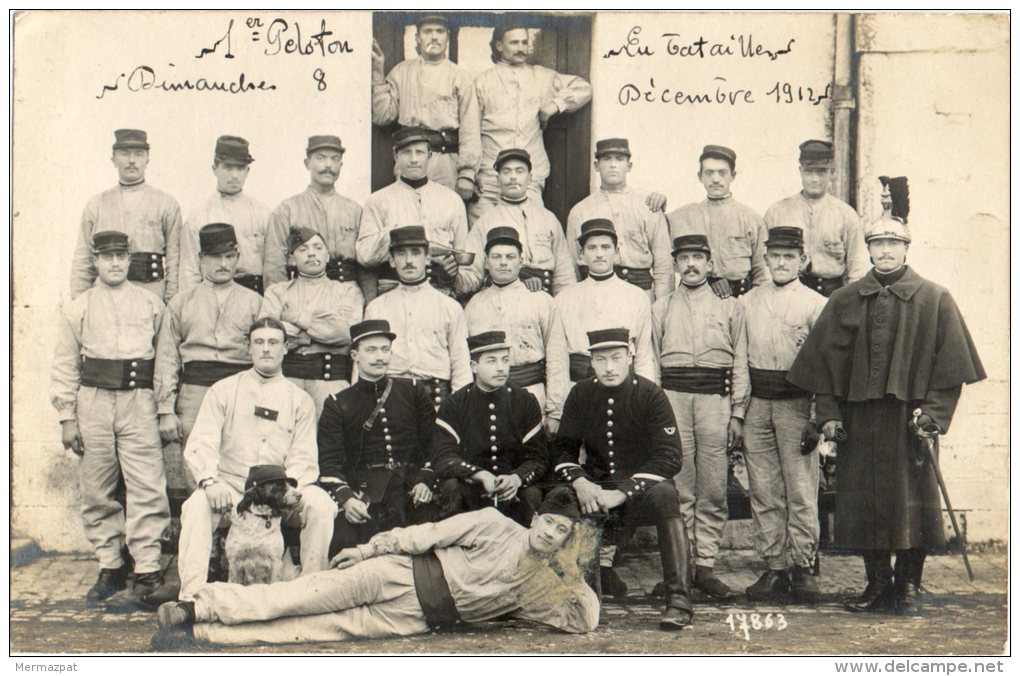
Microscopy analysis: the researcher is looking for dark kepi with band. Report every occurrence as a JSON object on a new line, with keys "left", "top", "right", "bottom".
{"left": 595, "top": 138, "right": 631, "bottom": 158}
{"left": 468, "top": 330, "right": 510, "bottom": 356}
{"left": 288, "top": 226, "right": 324, "bottom": 254}
{"left": 306, "top": 135, "right": 346, "bottom": 155}
{"left": 798, "top": 139, "right": 834, "bottom": 167}
{"left": 350, "top": 319, "right": 397, "bottom": 347}
{"left": 214, "top": 135, "right": 254, "bottom": 164}
{"left": 494, "top": 147, "right": 531, "bottom": 171}
{"left": 537, "top": 486, "right": 582, "bottom": 522}
{"left": 393, "top": 125, "right": 436, "bottom": 151}
{"left": 417, "top": 12, "right": 449, "bottom": 28}
{"left": 577, "top": 218, "right": 617, "bottom": 246}
{"left": 92, "top": 230, "right": 130, "bottom": 254}
{"left": 671, "top": 234, "right": 711, "bottom": 256}
{"left": 765, "top": 226, "right": 804, "bottom": 249}
{"left": 199, "top": 223, "right": 239, "bottom": 255}
{"left": 587, "top": 327, "right": 630, "bottom": 351}
{"left": 699, "top": 144, "right": 736, "bottom": 169}
{"left": 389, "top": 225, "right": 430, "bottom": 251}
{"left": 244, "top": 465, "right": 298, "bottom": 492}
{"left": 113, "top": 129, "right": 149, "bottom": 150}
{"left": 484, "top": 226, "right": 523, "bottom": 252}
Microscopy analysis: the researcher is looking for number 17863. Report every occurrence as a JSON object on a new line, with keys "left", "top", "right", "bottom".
{"left": 726, "top": 612, "right": 788, "bottom": 641}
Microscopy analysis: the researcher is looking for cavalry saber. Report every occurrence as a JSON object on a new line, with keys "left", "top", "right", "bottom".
{"left": 912, "top": 408, "right": 975, "bottom": 582}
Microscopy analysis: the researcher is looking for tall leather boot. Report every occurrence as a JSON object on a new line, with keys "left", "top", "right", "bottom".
{"left": 895, "top": 548, "right": 924, "bottom": 616}
{"left": 845, "top": 550, "right": 894, "bottom": 612}
{"left": 657, "top": 517, "right": 694, "bottom": 631}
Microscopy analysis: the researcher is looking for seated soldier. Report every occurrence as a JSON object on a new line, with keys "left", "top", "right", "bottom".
{"left": 317, "top": 319, "right": 439, "bottom": 557}
{"left": 154, "top": 488, "right": 599, "bottom": 647}
{"left": 176, "top": 318, "right": 338, "bottom": 602}
{"left": 553, "top": 328, "right": 693, "bottom": 631}
{"left": 430, "top": 331, "right": 549, "bottom": 526}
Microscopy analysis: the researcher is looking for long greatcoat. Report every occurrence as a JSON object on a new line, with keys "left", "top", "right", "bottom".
{"left": 787, "top": 267, "right": 985, "bottom": 549}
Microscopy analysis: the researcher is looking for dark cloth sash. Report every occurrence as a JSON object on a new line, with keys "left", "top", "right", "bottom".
{"left": 81, "top": 357, "right": 154, "bottom": 390}
{"left": 394, "top": 376, "right": 451, "bottom": 407}
{"left": 233, "top": 273, "right": 264, "bottom": 295}
{"left": 127, "top": 252, "right": 165, "bottom": 283}
{"left": 568, "top": 353, "right": 594, "bottom": 383}
{"left": 286, "top": 257, "right": 359, "bottom": 283}
{"left": 661, "top": 366, "right": 732, "bottom": 395}
{"left": 182, "top": 360, "right": 251, "bottom": 387}
{"left": 282, "top": 352, "right": 351, "bottom": 381}
{"left": 412, "top": 550, "right": 462, "bottom": 629}
{"left": 709, "top": 274, "right": 753, "bottom": 298}
{"left": 799, "top": 272, "right": 844, "bottom": 298}
{"left": 749, "top": 368, "right": 807, "bottom": 400}
{"left": 509, "top": 360, "right": 545, "bottom": 388}
{"left": 519, "top": 266, "right": 553, "bottom": 292}
{"left": 579, "top": 266, "right": 654, "bottom": 291}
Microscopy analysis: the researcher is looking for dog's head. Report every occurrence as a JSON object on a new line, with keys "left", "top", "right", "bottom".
{"left": 237, "top": 465, "right": 302, "bottom": 516}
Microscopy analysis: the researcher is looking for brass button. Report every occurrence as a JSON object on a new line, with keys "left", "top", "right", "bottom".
{"left": 489, "top": 414, "right": 497, "bottom": 422}
{"left": 324, "top": 374, "right": 331, "bottom": 380}
{"left": 490, "top": 435, "right": 497, "bottom": 443}
{"left": 490, "top": 425, "right": 497, "bottom": 432}
{"left": 129, "top": 371, "right": 136, "bottom": 377}
{"left": 608, "top": 398, "right": 614, "bottom": 405}
{"left": 488, "top": 403, "right": 495, "bottom": 410}
{"left": 128, "top": 380, "right": 136, "bottom": 387}
{"left": 324, "top": 354, "right": 332, "bottom": 361}
{"left": 386, "top": 444, "right": 393, "bottom": 452}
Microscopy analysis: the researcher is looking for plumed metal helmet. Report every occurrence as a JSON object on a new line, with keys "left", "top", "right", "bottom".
{"left": 864, "top": 176, "right": 911, "bottom": 244}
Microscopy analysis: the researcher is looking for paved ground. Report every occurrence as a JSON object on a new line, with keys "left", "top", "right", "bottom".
{"left": 10, "top": 545, "right": 1007, "bottom": 655}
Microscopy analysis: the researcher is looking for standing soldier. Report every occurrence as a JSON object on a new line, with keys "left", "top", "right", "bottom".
{"left": 71, "top": 129, "right": 182, "bottom": 302}
{"left": 652, "top": 234, "right": 750, "bottom": 599}
{"left": 318, "top": 319, "right": 438, "bottom": 556}
{"left": 763, "top": 140, "right": 868, "bottom": 296}
{"left": 667, "top": 145, "right": 769, "bottom": 299}
{"left": 465, "top": 226, "right": 569, "bottom": 433}
{"left": 52, "top": 231, "right": 172, "bottom": 607}
{"left": 567, "top": 138, "right": 673, "bottom": 301}
{"left": 471, "top": 20, "right": 592, "bottom": 222}
{"left": 364, "top": 225, "right": 472, "bottom": 407}
{"left": 263, "top": 135, "right": 366, "bottom": 296}
{"left": 461, "top": 148, "right": 577, "bottom": 296}
{"left": 430, "top": 331, "right": 549, "bottom": 526}
{"left": 556, "top": 219, "right": 656, "bottom": 385}
{"left": 356, "top": 126, "right": 470, "bottom": 301}
{"left": 155, "top": 223, "right": 263, "bottom": 490}
{"left": 371, "top": 13, "right": 481, "bottom": 196}
{"left": 788, "top": 177, "right": 985, "bottom": 616}
{"left": 261, "top": 227, "right": 364, "bottom": 418}
{"left": 552, "top": 328, "right": 692, "bottom": 631}
{"left": 739, "top": 227, "right": 827, "bottom": 602}
{"left": 179, "top": 136, "right": 271, "bottom": 295}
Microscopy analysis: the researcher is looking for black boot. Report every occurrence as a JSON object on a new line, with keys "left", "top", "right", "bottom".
{"left": 85, "top": 565, "right": 129, "bottom": 605}
{"left": 657, "top": 517, "right": 694, "bottom": 630}
{"left": 895, "top": 549, "right": 925, "bottom": 616}
{"left": 746, "top": 569, "right": 790, "bottom": 601}
{"left": 790, "top": 565, "right": 820, "bottom": 603}
{"left": 694, "top": 565, "right": 736, "bottom": 600}
{"left": 599, "top": 566, "right": 629, "bottom": 600}
{"left": 845, "top": 550, "right": 894, "bottom": 613}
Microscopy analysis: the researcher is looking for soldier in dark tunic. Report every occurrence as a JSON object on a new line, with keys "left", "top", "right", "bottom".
{"left": 430, "top": 331, "right": 549, "bottom": 526}
{"left": 552, "top": 328, "right": 694, "bottom": 631}
{"left": 788, "top": 177, "right": 985, "bottom": 616}
{"left": 317, "top": 319, "right": 439, "bottom": 557}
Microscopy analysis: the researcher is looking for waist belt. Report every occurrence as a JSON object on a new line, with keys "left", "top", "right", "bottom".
{"left": 282, "top": 352, "right": 351, "bottom": 381}
{"left": 568, "top": 353, "right": 594, "bottom": 382}
{"left": 182, "top": 360, "right": 250, "bottom": 387}
{"left": 661, "top": 366, "right": 732, "bottom": 395}
{"left": 81, "top": 357, "right": 154, "bottom": 390}
{"left": 710, "top": 274, "right": 753, "bottom": 298}
{"left": 509, "top": 360, "right": 545, "bottom": 388}
{"left": 403, "top": 125, "right": 460, "bottom": 154}
{"left": 412, "top": 550, "right": 461, "bottom": 630}
{"left": 128, "top": 252, "right": 165, "bottom": 283}
{"left": 233, "top": 273, "right": 264, "bottom": 295}
{"left": 518, "top": 266, "right": 553, "bottom": 293}
{"left": 287, "top": 257, "right": 359, "bottom": 283}
{"left": 614, "top": 266, "right": 653, "bottom": 290}
{"left": 749, "top": 368, "right": 807, "bottom": 400}
{"left": 799, "top": 273, "right": 844, "bottom": 297}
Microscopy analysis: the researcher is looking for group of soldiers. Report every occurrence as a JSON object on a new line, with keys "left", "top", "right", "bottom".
{"left": 51, "top": 13, "right": 986, "bottom": 647}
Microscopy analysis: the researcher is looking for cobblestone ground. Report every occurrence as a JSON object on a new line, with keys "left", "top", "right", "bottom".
{"left": 10, "top": 549, "right": 1007, "bottom": 655}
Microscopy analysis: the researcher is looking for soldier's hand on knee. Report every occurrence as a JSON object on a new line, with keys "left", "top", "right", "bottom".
{"left": 158, "top": 413, "right": 183, "bottom": 444}
{"left": 494, "top": 474, "right": 522, "bottom": 501}
{"left": 709, "top": 278, "right": 732, "bottom": 299}
{"left": 645, "top": 192, "right": 668, "bottom": 212}
{"left": 60, "top": 421, "right": 84, "bottom": 457}
{"left": 470, "top": 470, "right": 498, "bottom": 496}
{"left": 330, "top": 547, "right": 365, "bottom": 570}
{"left": 343, "top": 497, "right": 372, "bottom": 524}
{"left": 409, "top": 483, "right": 433, "bottom": 506}
{"left": 538, "top": 102, "right": 558, "bottom": 129}
{"left": 544, "top": 417, "right": 560, "bottom": 435}
{"left": 572, "top": 478, "right": 602, "bottom": 515}
{"left": 203, "top": 482, "right": 233, "bottom": 513}
{"left": 599, "top": 488, "right": 627, "bottom": 512}
{"left": 455, "top": 177, "right": 476, "bottom": 201}
{"left": 727, "top": 417, "right": 744, "bottom": 451}
{"left": 522, "top": 277, "right": 544, "bottom": 293}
